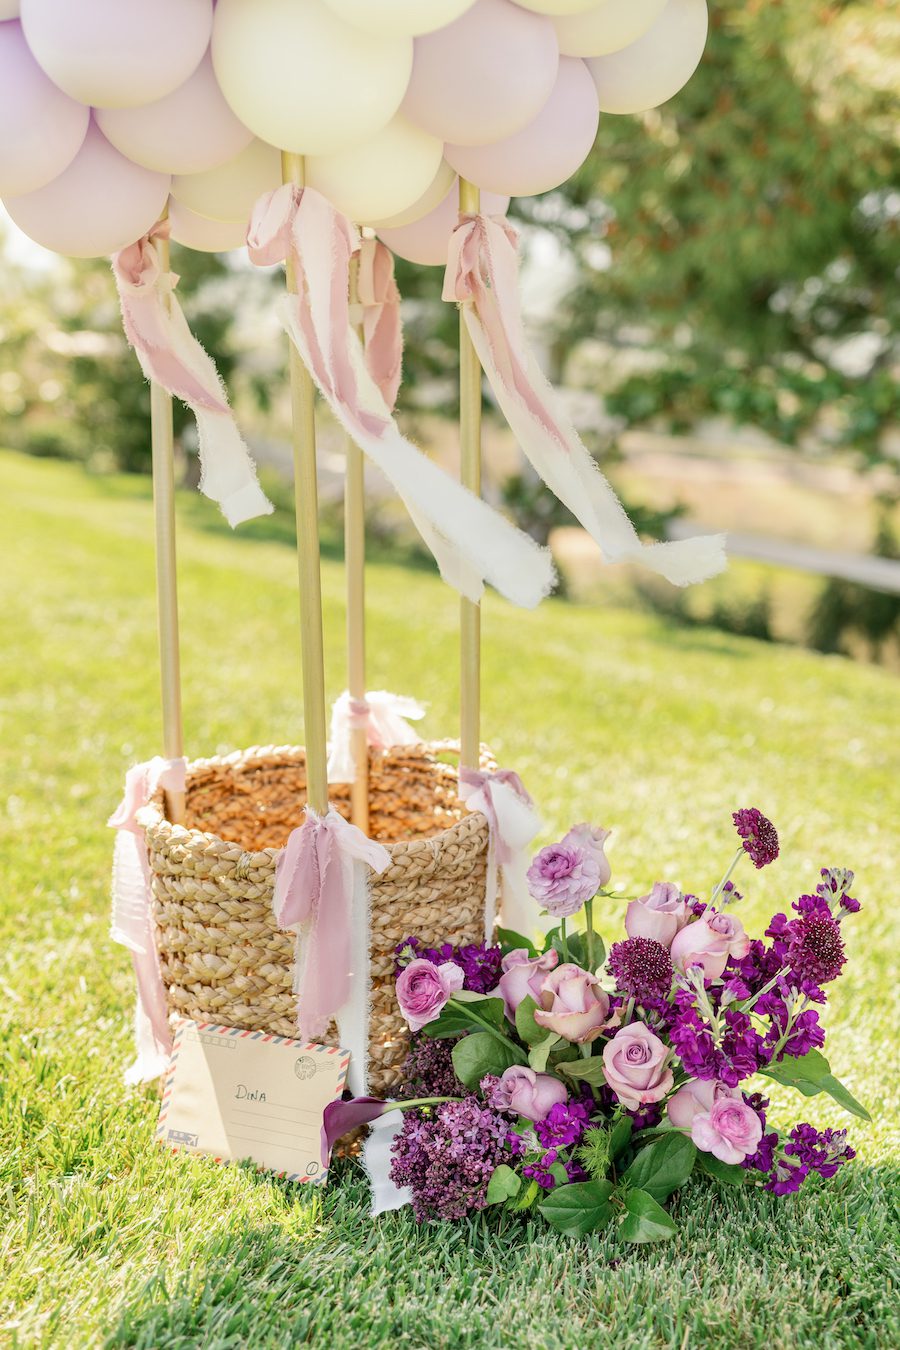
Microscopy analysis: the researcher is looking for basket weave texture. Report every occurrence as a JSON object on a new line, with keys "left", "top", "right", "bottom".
{"left": 138, "top": 742, "right": 492, "bottom": 1095}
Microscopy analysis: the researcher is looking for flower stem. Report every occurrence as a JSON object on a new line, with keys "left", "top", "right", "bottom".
{"left": 585, "top": 896, "right": 596, "bottom": 973}
{"left": 447, "top": 999, "right": 528, "bottom": 1063}
{"left": 711, "top": 847, "right": 745, "bottom": 907}
{"left": 560, "top": 917, "right": 571, "bottom": 965}
{"left": 395, "top": 1095, "right": 461, "bottom": 1111}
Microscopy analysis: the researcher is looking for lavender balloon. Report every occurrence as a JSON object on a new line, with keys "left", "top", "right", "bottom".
{"left": 5, "top": 120, "right": 170, "bottom": 258}
{"left": 378, "top": 181, "right": 509, "bottom": 267}
{"left": 0, "top": 20, "right": 89, "bottom": 197}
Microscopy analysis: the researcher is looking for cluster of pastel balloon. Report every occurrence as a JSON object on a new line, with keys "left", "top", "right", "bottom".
{"left": 1, "top": 0, "right": 709, "bottom": 264}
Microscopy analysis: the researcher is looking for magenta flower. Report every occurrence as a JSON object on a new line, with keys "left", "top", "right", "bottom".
{"left": 608, "top": 937, "right": 674, "bottom": 1001}
{"left": 732, "top": 808, "right": 780, "bottom": 868}
{"left": 395, "top": 958, "right": 465, "bottom": 1032}
{"left": 785, "top": 897, "right": 846, "bottom": 986}
{"left": 527, "top": 842, "right": 601, "bottom": 918}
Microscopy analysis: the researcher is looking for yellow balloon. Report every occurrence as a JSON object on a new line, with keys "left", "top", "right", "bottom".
{"left": 514, "top": 0, "right": 599, "bottom": 14}
{"left": 322, "top": 0, "right": 477, "bottom": 37}
{"left": 169, "top": 200, "right": 247, "bottom": 252}
{"left": 172, "top": 138, "right": 280, "bottom": 222}
{"left": 554, "top": 0, "right": 667, "bottom": 57}
{"left": 367, "top": 159, "right": 456, "bottom": 229}
{"left": 213, "top": 0, "right": 412, "bottom": 156}
{"left": 306, "top": 116, "right": 442, "bottom": 224}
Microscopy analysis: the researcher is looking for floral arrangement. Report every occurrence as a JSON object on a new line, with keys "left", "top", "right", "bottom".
{"left": 323, "top": 810, "right": 868, "bottom": 1242}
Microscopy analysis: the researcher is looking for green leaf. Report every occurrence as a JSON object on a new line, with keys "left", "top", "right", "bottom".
{"left": 761, "top": 1049, "right": 871, "bottom": 1121}
{"left": 545, "top": 927, "right": 589, "bottom": 968}
{"left": 696, "top": 1153, "right": 747, "bottom": 1187}
{"left": 515, "top": 995, "right": 544, "bottom": 1045}
{"left": 549, "top": 1162, "right": 570, "bottom": 1186}
{"left": 486, "top": 1164, "right": 521, "bottom": 1206}
{"left": 558, "top": 1056, "right": 606, "bottom": 1087}
{"left": 538, "top": 1180, "right": 614, "bottom": 1237}
{"left": 510, "top": 1178, "right": 540, "bottom": 1211}
{"left": 528, "top": 1032, "right": 561, "bottom": 1073}
{"left": 609, "top": 1115, "right": 633, "bottom": 1159}
{"left": 420, "top": 995, "right": 507, "bottom": 1041}
{"left": 451, "top": 1031, "right": 521, "bottom": 1088}
{"left": 618, "top": 1188, "right": 677, "bottom": 1244}
{"left": 496, "top": 927, "right": 538, "bottom": 958}
{"left": 623, "top": 1133, "right": 697, "bottom": 1203}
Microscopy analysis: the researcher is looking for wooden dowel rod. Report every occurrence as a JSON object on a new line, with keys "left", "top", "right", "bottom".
{"left": 458, "top": 177, "right": 482, "bottom": 771}
{"left": 345, "top": 249, "right": 369, "bottom": 831}
{"left": 282, "top": 152, "right": 329, "bottom": 817}
{"left": 151, "top": 220, "right": 185, "bottom": 824}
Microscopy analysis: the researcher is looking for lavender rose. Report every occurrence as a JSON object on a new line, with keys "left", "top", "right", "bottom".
{"left": 625, "top": 882, "right": 689, "bottom": 948}
{"left": 666, "top": 1078, "right": 737, "bottom": 1130}
{"left": 497, "top": 947, "right": 559, "bottom": 1023}
{"left": 669, "top": 910, "right": 750, "bottom": 981}
{"left": 534, "top": 963, "right": 613, "bottom": 1043}
{"left": 396, "top": 958, "right": 465, "bottom": 1033}
{"left": 602, "top": 1023, "right": 674, "bottom": 1110}
{"left": 527, "top": 842, "right": 601, "bottom": 918}
{"left": 692, "top": 1096, "right": 763, "bottom": 1164}
{"left": 562, "top": 823, "right": 612, "bottom": 889}
{"left": 488, "top": 1065, "right": 569, "bottom": 1122}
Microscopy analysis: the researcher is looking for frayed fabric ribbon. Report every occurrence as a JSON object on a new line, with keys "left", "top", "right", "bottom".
{"left": 108, "top": 755, "right": 186, "bottom": 1084}
{"left": 247, "top": 184, "right": 554, "bottom": 609}
{"left": 111, "top": 221, "right": 273, "bottom": 528}
{"left": 273, "top": 807, "right": 390, "bottom": 1095}
{"left": 443, "top": 215, "right": 727, "bottom": 587}
{"left": 327, "top": 689, "right": 425, "bottom": 784}
{"left": 355, "top": 235, "right": 403, "bottom": 412}
{"left": 458, "top": 767, "right": 541, "bottom": 940}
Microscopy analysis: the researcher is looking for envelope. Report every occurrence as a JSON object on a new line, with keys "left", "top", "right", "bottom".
{"left": 156, "top": 1020, "right": 350, "bottom": 1184}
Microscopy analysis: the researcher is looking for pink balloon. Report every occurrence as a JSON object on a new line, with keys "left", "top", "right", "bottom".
{"left": 5, "top": 120, "right": 170, "bottom": 257}
{"left": 0, "top": 20, "right": 89, "bottom": 196}
{"left": 401, "top": 0, "right": 559, "bottom": 147}
{"left": 378, "top": 181, "right": 509, "bottom": 266}
{"left": 96, "top": 52, "right": 254, "bottom": 175}
{"left": 445, "top": 56, "right": 598, "bottom": 197}
{"left": 169, "top": 199, "right": 246, "bottom": 252}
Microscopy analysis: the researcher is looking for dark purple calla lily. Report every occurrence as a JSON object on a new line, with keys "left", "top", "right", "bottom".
{"left": 321, "top": 1096, "right": 388, "bottom": 1167}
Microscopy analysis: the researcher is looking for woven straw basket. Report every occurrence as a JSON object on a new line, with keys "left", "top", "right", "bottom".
{"left": 137, "top": 741, "right": 493, "bottom": 1096}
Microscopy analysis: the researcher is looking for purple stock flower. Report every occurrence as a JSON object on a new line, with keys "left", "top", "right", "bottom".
{"left": 524, "top": 1149, "right": 560, "bottom": 1190}
{"left": 743, "top": 1131, "right": 779, "bottom": 1174}
{"left": 765, "top": 1157, "right": 808, "bottom": 1196}
{"left": 817, "top": 867, "right": 861, "bottom": 914}
{"left": 534, "top": 1098, "right": 592, "bottom": 1150}
{"left": 669, "top": 993, "right": 767, "bottom": 1085}
{"left": 394, "top": 935, "right": 502, "bottom": 994}
{"left": 608, "top": 937, "right": 674, "bottom": 1001}
{"left": 732, "top": 808, "right": 780, "bottom": 869}
{"left": 390, "top": 1098, "right": 513, "bottom": 1223}
{"left": 786, "top": 1124, "right": 856, "bottom": 1179}
{"left": 765, "top": 1007, "right": 826, "bottom": 1060}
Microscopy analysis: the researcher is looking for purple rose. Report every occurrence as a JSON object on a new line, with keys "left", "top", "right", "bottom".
{"left": 527, "top": 842, "right": 600, "bottom": 918}
{"left": 602, "top": 1023, "right": 674, "bottom": 1110}
{"left": 488, "top": 1065, "right": 569, "bottom": 1122}
{"left": 562, "top": 823, "right": 612, "bottom": 889}
{"left": 497, "top": 947, "right": 559, "bottom": 1023}
{"left": 625, "top": 882, "right": 689, "bottom": 948}
{"left": 396, "top": 958, "right": 465, "bottom": 1033}
{"left": 670, "top": 910, "right": 750, "bottom": 981}
{"left": 666, "top": 1078, "right": 736, "bottom": 1130}
{"left": 534, "top": 963, "right": 613, "bottom": 1043}
{"left": 692, "top": 1096, "right": 763, "bottom": 1164}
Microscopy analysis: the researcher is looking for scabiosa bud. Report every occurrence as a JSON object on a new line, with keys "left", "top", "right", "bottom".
{"left": 732, "top": 808, "right": 780, "bottom": 868}
{"left": 608, "top": 937, "right": 674, "bottom": 1001}
{"left": 786, "top": 898, "right": 846, "bottom": 986}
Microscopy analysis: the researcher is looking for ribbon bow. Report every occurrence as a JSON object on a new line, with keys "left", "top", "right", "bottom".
{"left": 111, "top": 221, "right": 273, "bottom": 528}
{"left": 459, "top": 767, "right": 542, "bottom": 940}
{"left": 443, "top": 214, "right": 727, "bottom": 587}
{"left": 247, "top": 183, "right": 554, "bottom": 610}
{"left": 108, "top": 755, "right": 186, "bottom": 1083}
{"left": 273, "top": 807, "right": 390, "bottom": 1092}
{"left": 327, "top": 689, "right": 425, "bottom": 783}
{"left": 356, "top": 235, "right": 403, "bottom": 412}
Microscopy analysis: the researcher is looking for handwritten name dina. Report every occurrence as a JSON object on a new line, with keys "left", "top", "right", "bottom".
{"left": 235, "top": 1084, "right": 267, "bottom": 1102}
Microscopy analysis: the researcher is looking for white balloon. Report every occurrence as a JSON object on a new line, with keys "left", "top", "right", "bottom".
{"left": 172, "top": 138, "right": 280, "bottom": 222}
{"left": 554, "top": 0, "right": 667, "bottom": 57}
{"left": 213, "top": 0, "right": 413, "bottom": 156}
{"left": 20, "top": 0, "right": 213, "bottom": 109}
{"left": 306, "top": 115, "right": 442, "bottom": 225}
{"left": 586, "top": 0, "right": 707, "bottom": 114}
{"left": 322, "top": 0, "right": 477, "bottom": 37}
{"left": 368, "top": 159, "right": 456, "bottom": 229}
{"left": 169, "top": 199, "right": 246, "bottom": 253}
{"left": 514, "top": 0, "right": 599, "bottom": 13}
{"left": 96, "top": 52, "right": 254, "bottom": 176}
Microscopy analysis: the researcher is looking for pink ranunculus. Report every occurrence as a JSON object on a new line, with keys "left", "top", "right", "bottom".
{"left": 602, "top": 1023, "right": 674, "bottom": 1110}
{"left": 625, "top": 882, "right": 689, "bottom": 948}
{"left": 498, "top": 947, "right": 559, "bottom": 1024}
{"left": 534, "top": 963, "right": 613, "bottom": 1043}
{"left": 669, "top": 910, "right": 750, "bottom": 981}
{"left": 489, "top": 1065, "right": 569, "bottom": 1122}
{"left": 395, "top": 958, "right": 465, "bottom": 1033}
{"left": 691, "top": 1096, "right": 763, "bottom": 1164}
{"left": 562, "top": 823, "right": 612, "bottom": 889}
{"left": 527, "top": 842, "right": 601, "bottom": 918}
{"left": 666, "top": 1078, "right": 737, "bottom": 1130}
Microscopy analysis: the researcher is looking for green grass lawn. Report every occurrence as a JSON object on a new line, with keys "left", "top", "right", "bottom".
{"left": 1, "top": 449, "right": 897, "bottom": 1349}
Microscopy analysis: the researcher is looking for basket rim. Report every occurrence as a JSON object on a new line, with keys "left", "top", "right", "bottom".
{"left": 137, "top": 739, "right": 493, "bottom": 862}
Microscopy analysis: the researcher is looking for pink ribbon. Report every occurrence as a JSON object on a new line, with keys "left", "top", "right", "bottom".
{"left": 247, "top": 184, "right": 554, "bottom": 610}
{"left": 443, "top": 215, "right": 727, "bottom": 588}
{"left": 327, "top": 689, "right": 425, "bottom": 783}
{"left": 112, "top": 222, "right": 273, "bottom": 528}
{"left": 273, "top": 807, "right": 390, "bottom": 1043}
{"left": 458, "top": 767, "right": 542, "bottom": 939}
{"left": 108, "top": 756, "right": 186, "bottom": 1083}
{"left": 356, "top": 235, "right": 403, "bottom": 412}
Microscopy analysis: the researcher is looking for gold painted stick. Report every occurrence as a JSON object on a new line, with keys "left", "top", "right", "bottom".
{"left": 150, "top": 218, "right": 185, "bottom": 824}
{"left": 282, "top": 152, "right": 329, "bottom": 816}
{"left": 345, "top": 248, "right": 369, "bottom": 831}
{"left": 458, "top": 177, "right": 482, "bottom": 771}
